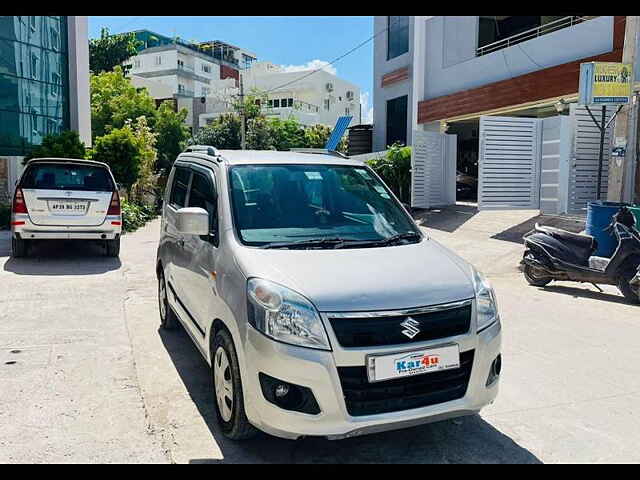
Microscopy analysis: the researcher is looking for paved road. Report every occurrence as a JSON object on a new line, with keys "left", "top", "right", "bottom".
{"left": 1, "top": 206, "right": 640, "bottom": 463}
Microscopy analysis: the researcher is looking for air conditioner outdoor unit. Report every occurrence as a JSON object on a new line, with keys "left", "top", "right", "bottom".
{"left": 326, "top": 82, "right": 334, "bottom": 92}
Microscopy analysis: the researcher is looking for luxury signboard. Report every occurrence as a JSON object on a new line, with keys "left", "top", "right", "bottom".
{"left": 579, "top": 62, "right": 633, "bottom": 105}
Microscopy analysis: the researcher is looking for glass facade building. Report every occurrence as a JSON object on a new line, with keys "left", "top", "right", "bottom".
{"left": 0, "top": 16, "right": 70, "bottom": 156}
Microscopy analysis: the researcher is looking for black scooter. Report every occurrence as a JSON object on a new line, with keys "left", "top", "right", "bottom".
{"left": 521, "top": 206, "right": 640, "bottom": 304}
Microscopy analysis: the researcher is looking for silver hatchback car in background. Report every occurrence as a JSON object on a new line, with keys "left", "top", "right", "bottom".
{"left": 11, "top": 158, "right": 122, "bottom": 258}
{"left": 156, "top": 146, "right": 502, "bottom": 441}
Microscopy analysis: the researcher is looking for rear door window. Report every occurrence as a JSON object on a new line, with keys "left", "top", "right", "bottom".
{"left": 21, "top": 164, "right": 114, "bottom": 191}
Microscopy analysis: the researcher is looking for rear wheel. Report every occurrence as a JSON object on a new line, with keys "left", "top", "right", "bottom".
{"left": 11, "top": 236, "right": 28, "bottom": 258}
{"left": 158, "top": 270, "right": 177, "bottom": 329}
{"left": 523, "top": 263, "right": 552, "bottom": 287}
{"left": 105, "top": 237, "right": 120, "bottom": 257}
{"left": 617, "top": 266, "right": 640, "bottom": 305}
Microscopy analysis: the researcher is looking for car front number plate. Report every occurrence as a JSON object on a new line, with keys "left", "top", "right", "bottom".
{"left": 367, "top": 344, "right": 460, "bottom": 383}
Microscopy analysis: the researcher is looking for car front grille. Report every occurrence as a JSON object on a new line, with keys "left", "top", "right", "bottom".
{"left": 337, "top": 350, "right": 474, "bottom": 416}
{"left": 328, "top": 301, "right": 472, "bottom": 348}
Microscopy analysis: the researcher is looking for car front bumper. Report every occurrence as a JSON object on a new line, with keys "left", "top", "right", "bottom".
{"left": 11, "top": 213, "right": 122, "bottom": 240}
{"left": 242, "top": 314, "right": 502, "bottom": 440}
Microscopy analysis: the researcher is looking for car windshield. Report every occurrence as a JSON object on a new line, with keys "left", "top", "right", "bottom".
{"left": 21, "top": 164, "right": 114, "bottom": 192}
{"left": 228, "top": 163, "right": 421, "bottom": 248}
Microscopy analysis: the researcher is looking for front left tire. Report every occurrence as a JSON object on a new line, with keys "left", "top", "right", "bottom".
{"left": 212, "top": 329, "right": 257, "bottom": 440}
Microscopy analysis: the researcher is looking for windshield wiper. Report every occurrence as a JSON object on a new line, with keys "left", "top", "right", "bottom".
{"left": 378, "top": 231, "right": 422, "bottom": 245}
{"left": 260, "top": 237, "right": 353, "bottom": 249}
{"left": 347, "top": 231, "right": 422, "bottom": 248}
{"left": 260, "top": 232, "right": 422, "bottom": 249}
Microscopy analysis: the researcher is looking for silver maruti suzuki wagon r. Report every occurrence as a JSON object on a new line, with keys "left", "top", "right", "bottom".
{"left": 156, "top": 146, "right": 502, "bottom": 441}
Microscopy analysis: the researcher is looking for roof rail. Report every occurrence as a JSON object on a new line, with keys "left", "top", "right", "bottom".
{"left": 183, "top": 145, "right": 221, "bottom": 157}
{"left": 289, "top": 148, "right": 349, "bottom": 159}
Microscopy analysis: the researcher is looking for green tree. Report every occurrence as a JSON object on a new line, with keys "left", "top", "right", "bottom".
{"left": 90, "top": 125, "right": 142, "bottom": 193}
{"left": 246, "top": 115, "right": 274, "bottom": 150}
{"left": 89, "top": 27, "right": 142, "bottom": 75}
{"left": 367, "top": 143, "right": 412, "bottom": 203}
{"left": 189, "top": 113, "right": 241, "bottom": 150}
{"left": 90, "top": 66, "right": 157, "bottom": 139}
{"left": 267, "top": 117, "right": 306, "bottom": 151}
{"left": 23, "top": 130, "right": 87, "bottom": 164}
{"left": 303, "top": 124, "right": 332, "bottom": 148}
{"left": 154, "top": 101, "right": 190, "bottom": 175}
{"left": 128, "top": 116, "right": 158, "bottom": 202}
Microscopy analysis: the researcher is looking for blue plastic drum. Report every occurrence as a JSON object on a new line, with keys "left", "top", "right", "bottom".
{"left": 586, "top": 201, "right": 627, "bottom": 257}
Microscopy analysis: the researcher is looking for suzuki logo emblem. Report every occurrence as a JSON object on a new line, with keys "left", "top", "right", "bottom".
{"left": 400, "top": 318, "right": 421, "bottom": 339}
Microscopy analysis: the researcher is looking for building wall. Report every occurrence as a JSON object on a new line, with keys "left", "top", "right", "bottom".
{"left": 418, "top": 16, "right": 626, "bottom": 123}
{"left": 0, "top": 15, "right": 90, "bottom": 201}
{"left": 198, "top": 63, "right": 361, "bottom": 129}
{"left": 67, "top": 16, "right": 90, "bottom": 147}
{"left": 423, "top": 16, "right": 615, "bottom": 100}
{"left": 373, "top": 16, "right": 619, "bottom": 149}
{"left": 373, "top": 16, "right": 430, "bottom": 151}
{"left": 243, "top": 64, "right": 361, "bottom": 127}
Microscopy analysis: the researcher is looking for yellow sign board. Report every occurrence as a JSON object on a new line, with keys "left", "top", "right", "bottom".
{"left": 593, "top": 62, "right": 632, "bottom": 103}
{"left": 579, "top": 62, "right": 633, "bottom": 105}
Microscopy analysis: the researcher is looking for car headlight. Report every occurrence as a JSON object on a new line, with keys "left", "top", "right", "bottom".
{"left": 472, "top": 268, "right": 499, "bottom": 332}
{"left": 247, "top": 278, "right": 331, "bottom": 350}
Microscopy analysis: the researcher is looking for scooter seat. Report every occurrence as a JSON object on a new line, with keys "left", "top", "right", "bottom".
{"left": 534, "top": 224, "right": 597, "bottom": 252}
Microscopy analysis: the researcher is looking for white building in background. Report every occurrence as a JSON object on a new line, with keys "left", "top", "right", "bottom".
{"left": 199, "top": 61, "right": 362, "bottom": 128}
{"left": 120, "top": 30, "right": 362, "bottom": 132}
{"left": 121, "top": 29, "right": 257, "bottom": 132}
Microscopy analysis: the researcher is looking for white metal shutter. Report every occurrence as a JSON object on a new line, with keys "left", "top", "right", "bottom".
{"left": 411, "top": 130, "right": 456, "bottom": 208}
{"left": 567, "top": 104, "right": 615, "bottom": 215}
{"left": 478, "top": 116, "right": 542, "bottom": 210}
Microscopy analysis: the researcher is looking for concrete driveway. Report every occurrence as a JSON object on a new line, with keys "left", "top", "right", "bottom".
{"left": 1, "top": 206, "right": 639, "bottom": 463}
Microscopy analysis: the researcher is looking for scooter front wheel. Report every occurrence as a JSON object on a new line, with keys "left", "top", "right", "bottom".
{"left": 523, "top": 264, "right": 552, "bottom": 287}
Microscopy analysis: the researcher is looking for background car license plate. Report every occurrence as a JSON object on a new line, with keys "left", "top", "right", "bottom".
{"left": 49, "top": 200, "right": 88, "bottom": 215}
{"left": 367, "top": 344, "right": 460, "bottom": 382}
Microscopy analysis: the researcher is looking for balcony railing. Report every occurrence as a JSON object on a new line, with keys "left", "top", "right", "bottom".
{"left": 176, "top": 88, "right": 195, "bottom": 97}
{"left": 177, "top": 63, "right": 195, "bottom": 73}
{"left": 476, "top": 16, "right": 595, "bottom": 57}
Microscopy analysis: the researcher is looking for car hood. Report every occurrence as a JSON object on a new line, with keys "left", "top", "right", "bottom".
{"left": 233, "top": 237, "right": 476, "bottom": 312}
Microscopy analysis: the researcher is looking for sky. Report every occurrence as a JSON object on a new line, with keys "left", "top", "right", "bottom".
{"left": 89, "top": 16, "right": 375, "bottom": 123}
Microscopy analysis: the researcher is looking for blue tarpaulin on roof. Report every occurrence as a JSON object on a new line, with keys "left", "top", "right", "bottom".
{"left": 324, "top": 116, "right": 353, "bottom": 151}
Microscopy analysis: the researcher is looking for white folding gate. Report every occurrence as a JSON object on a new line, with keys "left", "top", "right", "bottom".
{"left": 411, "top": 130, "right": 456, "bottom": 209}
{"left": 478, "top": 116, "right": 542, "bottom": 210}
{"left": 567, "top": 104, "right": 615, "bottom": 215}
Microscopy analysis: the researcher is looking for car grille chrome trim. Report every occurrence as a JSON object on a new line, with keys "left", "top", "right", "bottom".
{"left": 324, "top": 299, "right": 473, "bottom": 319}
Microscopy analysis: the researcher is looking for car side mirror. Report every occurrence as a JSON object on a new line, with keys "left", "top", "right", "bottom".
{"left": 176, "top": 207, "right": 209, "bottom": 236}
